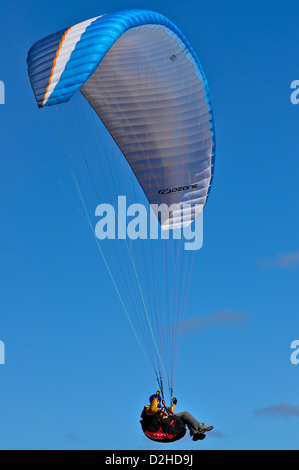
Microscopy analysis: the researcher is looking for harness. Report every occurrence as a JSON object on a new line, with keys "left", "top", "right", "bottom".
{"left": 141, "top": 414, "right": 186, "bottom": 443}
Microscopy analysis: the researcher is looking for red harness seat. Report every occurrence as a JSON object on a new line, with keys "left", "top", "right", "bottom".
{"left": 141, "top": 416, "right": 186, "bottom": 443}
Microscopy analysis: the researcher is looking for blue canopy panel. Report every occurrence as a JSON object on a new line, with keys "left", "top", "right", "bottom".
{"left": 27, "top": 10, "right": 215, "bottom": 229}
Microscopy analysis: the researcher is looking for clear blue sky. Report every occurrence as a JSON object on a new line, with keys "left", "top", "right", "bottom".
{"left": 0, "top": 0, "right": 299, "bottom": 450}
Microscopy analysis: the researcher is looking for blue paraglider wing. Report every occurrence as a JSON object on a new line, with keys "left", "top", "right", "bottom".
{"left": 27, "top": 9, "right": 215, "bottom": 229}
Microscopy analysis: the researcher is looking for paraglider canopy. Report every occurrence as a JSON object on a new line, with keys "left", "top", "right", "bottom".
{"left": 27, "top": 8, "right": 215, "bottom": 231}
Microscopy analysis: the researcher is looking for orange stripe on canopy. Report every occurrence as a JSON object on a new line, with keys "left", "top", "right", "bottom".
{"left": 42, "top": 27, "right": 72, "bottom": 107}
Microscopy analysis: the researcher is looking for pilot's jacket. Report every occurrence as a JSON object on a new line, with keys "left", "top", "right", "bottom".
{"left": 142, "top": 395, "right": 176, "bottom": 419}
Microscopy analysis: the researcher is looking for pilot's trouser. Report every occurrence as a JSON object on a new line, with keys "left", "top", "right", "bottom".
{"left": 175, "top": 411, "right": 202, "bottom": 436}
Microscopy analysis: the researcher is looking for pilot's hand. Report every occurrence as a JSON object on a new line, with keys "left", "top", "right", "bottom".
{"left": 172, "top": 397, "right": 178, "bottom": 405}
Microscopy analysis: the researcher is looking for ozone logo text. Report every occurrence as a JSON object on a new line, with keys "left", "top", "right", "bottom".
{"left": 158, "top": 184, "right": 198, "bottom": 195}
